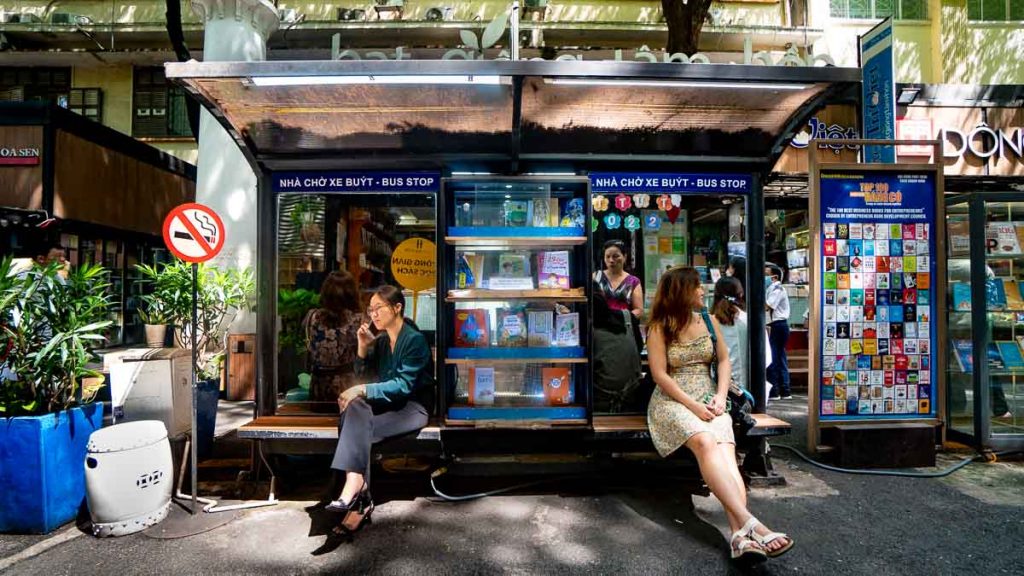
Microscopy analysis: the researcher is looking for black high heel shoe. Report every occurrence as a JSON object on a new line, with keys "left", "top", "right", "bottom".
{"left": 332, "top": 489, "right": 374, "bottom": 538}
{"left": 325, "top": 485, "right": 370, "bottom": 513}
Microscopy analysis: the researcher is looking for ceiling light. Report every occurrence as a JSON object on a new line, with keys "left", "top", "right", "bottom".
{"left": 544, "top": 78, "right": 808, "bottom": 91}
{"left": 249, "top": 75, "right": 507, "bottom": 87}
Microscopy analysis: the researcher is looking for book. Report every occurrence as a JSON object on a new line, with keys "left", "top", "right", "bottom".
{"left": 468, "top": 367, "right": 495, "bottom": 406}
{"left": 527, "top": 310, "right": 554, "bottom": 347}
{"left": 498, "top": 253, "right": 529, "bottom": 277}
{"left": 987, "top": 342, "right": 1005, "bottom": 369}
{"left": 951, "top": 283, "right": 971, "bottom": 311}
{"left": 542, "top": 367, "right": 572, "bottom": 406}
{"left": 1005, "top": 280, "right": 1024, "bottom": 310}
{"left": 503, "top": 200, "right": 529, "bottom": 227}
{"left": 454, "top": 309, "right": 490, "bottom": 347}
{"left": 953, "top": 339, "right": 973, "bottom": 373}
{"left": 987, "top": 278, "right": 1007, "bottom": 311}
{"left": 554, "top": 312, "right": 580, "bottom": 347}
{"left": 497, "top": 306, "right": 528, "bottom": 347}
{"left": 456, "top": 253, "right": 475, "bottom": 289}
{"left": 537, "top": 251, "right": 570, "bottom": 289}
{"left": 986, "top": 222, "right": 1022, "bottom": 255}
{"left": 531, "top": 198, "right": 559, "bottom": 227}
{"left": 996, "top": 341, "right": 1024, "bottom": 369}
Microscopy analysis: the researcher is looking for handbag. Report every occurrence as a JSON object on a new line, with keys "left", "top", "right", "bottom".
{"left": 699, "top": 310, "right": 757, "bottom": 435}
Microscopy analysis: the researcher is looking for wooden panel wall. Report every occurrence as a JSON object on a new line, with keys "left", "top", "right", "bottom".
{"left": 53, "top": 130, "right": 194, "bottom": 235}
{"left": 0, "top": 126, "right": 44, "bottom": 210}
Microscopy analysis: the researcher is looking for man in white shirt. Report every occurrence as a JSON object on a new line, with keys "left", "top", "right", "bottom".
{"left": 765, "top": 263, "right": 792, "bottom": 399}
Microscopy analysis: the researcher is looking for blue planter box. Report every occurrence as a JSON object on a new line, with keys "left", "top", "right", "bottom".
{"left": 0, "top": 403, "right": 104, "bottom": 534}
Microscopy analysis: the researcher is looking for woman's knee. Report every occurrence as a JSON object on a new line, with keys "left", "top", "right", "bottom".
{"left": 686, "top": 432, "right": 718, "bottom": 455}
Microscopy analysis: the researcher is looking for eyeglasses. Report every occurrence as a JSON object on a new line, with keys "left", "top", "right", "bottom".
{"left": 366, "top": 305, "right": 391, "bottom": 317}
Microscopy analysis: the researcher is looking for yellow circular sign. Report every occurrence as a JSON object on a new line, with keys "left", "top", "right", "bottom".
{"left": 391, "top": 237, "right": 437, "bottom": 292}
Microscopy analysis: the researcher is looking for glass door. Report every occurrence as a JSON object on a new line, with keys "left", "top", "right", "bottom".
{"left": 945, "top": 197, "right": 974, "bottom": 440}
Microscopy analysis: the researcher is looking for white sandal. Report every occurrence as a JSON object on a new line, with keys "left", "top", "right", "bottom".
{"left": 744, "top": 516, "right": 795, "bottom": 558}
{"left": 730, "top": 518, "right": 767, "bottom": 562}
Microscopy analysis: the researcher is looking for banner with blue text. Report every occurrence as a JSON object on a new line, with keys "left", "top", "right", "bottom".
{"left": 272, "top": 172, "right": 441, "bottom": 193}
{"left": 589, "top": 173, "right": 752, "bottom": 194}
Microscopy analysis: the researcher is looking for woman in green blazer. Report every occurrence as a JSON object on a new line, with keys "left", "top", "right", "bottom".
{"left": 325, "top": 285, "right": 435, "bottom": 517}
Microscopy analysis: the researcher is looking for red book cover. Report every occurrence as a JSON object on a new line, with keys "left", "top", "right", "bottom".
{"left": 824, "top": 239, "right": 837, "bottom": 256}
{"left": 454, "top": 309, "right": 490, "bottom": 347}
{"left": 895, "top": 355, "right": 910, "bottom": 371}
{"left": 542, "top": 367, "right": 572, "bottom": 406}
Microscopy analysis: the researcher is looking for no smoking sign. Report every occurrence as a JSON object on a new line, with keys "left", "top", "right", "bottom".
{"left": 162, "top": 203, "right": 225, "bottom": 263}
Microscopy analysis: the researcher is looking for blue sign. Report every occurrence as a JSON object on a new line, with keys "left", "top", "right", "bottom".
{"left": 590, "top": 173, "right": 751, "bottom": 194}
{"left": 860, "top": 18, "right": 896, "bottom": 163}
{"left": 272, "top": 171, "right": 440, "bottom": 193}
{"left": 818, "top": 169, "right": 937, "bottom": 422}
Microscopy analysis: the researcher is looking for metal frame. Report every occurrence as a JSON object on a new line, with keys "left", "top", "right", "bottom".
{"left": 945, "top": 191, "right": 1024, "bottom": 451}
{"left": 807, "top": 138, "right": 945, "bottom": 452}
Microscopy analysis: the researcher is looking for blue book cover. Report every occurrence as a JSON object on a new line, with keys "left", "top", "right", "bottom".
{"left": 953, "top": 339, "right": 973, "bottom": 373}
{"left": 997, "top": 341, "right": 1024, "bottom": 369}
{"left": 987, "top": 342, "right": 1005, "bottom": 369}
{"left": 986, "top": 278, "right": 1007, "bottom": 311}
{"left": 951, "top": 283, "right": 971, "bottom": 311}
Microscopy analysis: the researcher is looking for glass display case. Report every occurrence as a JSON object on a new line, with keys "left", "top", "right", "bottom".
{"left": 946, "top": 194, "right": 1024, "bottom": 450}
{"left": 440, "top": 179, "right": 591, "bottom": 424}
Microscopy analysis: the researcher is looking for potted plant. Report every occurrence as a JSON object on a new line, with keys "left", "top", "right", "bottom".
{"left": 0, "top": 257, "right": 112, "bottom": 534}
{"left": 277, "top": 288, "right": 320, "bottom": 355}
{"left": 291, "top": 196, "right": 322, "bottom": 244}
{"left": 137, "top": 294, "right": 171, "bottom": 348}
{"left": 135, "top": 260, "right": 254, "bottom": 459}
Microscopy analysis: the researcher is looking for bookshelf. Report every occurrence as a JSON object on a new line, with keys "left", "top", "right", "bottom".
{"left": 440, "top": 179, "right": 591, "bottom": 425}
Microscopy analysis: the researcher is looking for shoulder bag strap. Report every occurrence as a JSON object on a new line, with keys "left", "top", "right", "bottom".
{"left": 700, "top": 310, "right": 718, "bottom": 379}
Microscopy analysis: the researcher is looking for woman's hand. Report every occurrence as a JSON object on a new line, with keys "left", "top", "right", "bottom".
{"left": 689, "top": 400, "right": 716, "bottom": 422}
{"left": 337, "top": 385, "right": 365, "bottom": 412}
{"left": 707, "top": 393, "right": 727, "bottom": 417}
{"left": 356, "top": 323, "right": 375, "bottom": 355}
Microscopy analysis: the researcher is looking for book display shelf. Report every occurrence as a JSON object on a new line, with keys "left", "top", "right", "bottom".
{"left": 946, "top": 197, "right": 1024, "bottom": 443}
{"left": 440, "top": 179, "right": 592, "bottom": 425}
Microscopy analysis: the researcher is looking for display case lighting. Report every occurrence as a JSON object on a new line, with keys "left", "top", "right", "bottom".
{"left": 249, "top": 75, "right": 506, "bottom": 87}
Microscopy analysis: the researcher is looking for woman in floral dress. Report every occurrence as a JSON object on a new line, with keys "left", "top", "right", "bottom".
{"left": 304, "top": 270, "right": 362, "bottom": 404}
{"left": 647, "top": 266, "right": 794, "bottom": 562}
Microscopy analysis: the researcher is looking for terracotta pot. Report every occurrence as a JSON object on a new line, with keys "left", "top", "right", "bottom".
{"left": 144, "top": 324, "right": 167, "bottom": 348}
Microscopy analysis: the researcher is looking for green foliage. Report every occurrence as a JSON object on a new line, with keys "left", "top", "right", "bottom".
{"left": 0, "top": 257, "right": 112, "bottom": 416}
{"left": 278, "top": 288, "right": 320, "bottom": 354}
{"left": 134, "top": 260, "right": 255, "bottom": 380}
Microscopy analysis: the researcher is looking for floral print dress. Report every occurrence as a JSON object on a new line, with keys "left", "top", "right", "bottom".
{"left": 304, "top": 309, "right": 361, "bottom": 403}
{"left": 647, "top": 327, "right": 735, "bottom": 457}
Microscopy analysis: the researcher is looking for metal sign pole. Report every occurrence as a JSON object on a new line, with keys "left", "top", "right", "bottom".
{"left": 190, "top": 262, "right": 199, "bottom": 515}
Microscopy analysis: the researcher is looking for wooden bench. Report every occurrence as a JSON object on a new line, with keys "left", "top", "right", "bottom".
{"left": 238, "top": 413, "right": 791, "bottom": 481}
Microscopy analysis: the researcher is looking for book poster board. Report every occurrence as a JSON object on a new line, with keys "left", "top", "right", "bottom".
{"left": 815, "top": 168, "right": 940, "bottom": 423}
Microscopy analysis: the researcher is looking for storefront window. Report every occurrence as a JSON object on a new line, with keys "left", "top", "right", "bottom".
{"left": 275, "top": 191, "right": 436, "bottom": 414}
{"left": 946, "top": 202, "right": 974, "bottom": 436}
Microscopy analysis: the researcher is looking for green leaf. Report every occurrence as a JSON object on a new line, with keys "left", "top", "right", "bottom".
{"left": 481, "top": 9, "right": 509, "bottom": 49}
{"left": 460, "top": 30, "right": 479, "bottom": 51}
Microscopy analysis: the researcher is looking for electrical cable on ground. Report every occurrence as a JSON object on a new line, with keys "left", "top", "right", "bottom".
{"left": 429, "top": 467, "right": 576, "bottom": 502}
{"left": 773, "top": 444, "right": 1023, "bottom": 478}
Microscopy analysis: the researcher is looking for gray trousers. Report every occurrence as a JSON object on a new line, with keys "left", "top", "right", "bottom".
{"left": 331, "top": 398, "right": 428, "bottom": 480}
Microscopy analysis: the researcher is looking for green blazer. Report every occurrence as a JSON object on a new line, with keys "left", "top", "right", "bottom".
{"left": 356, "top": 322, "right": 435, "bottom": 410}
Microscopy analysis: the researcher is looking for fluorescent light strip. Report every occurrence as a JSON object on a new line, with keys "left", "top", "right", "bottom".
{"left": 545, "top": 78, "right": 808, "bottom": 90}
{"left": 250, "top": 75, "right": 506, "bottom": 87}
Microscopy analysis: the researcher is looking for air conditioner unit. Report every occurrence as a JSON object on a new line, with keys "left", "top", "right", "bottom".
{"left": 50, "top": 12, "right": 93, "bottom": 25}
{"left": 425, "top": 7, "right": 454, "bottom": 21}
{"left": 278, "top": 8, "right": 299, "bottom": 23}
{"left": 337, "top": 8, "right": 366, "bottom": 21}
{"left": 375, "top": 0, "right": 404, "bottom": 7}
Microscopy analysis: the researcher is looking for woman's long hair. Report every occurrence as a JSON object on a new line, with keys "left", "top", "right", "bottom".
{"left": 649, "top": 266, "right": 702, "bottom": 345}
{"left": 712, "top": 276, "right": 745, "bottom": 326}
{"left": 319, "top": 270, "right": 361, "bottom": 323}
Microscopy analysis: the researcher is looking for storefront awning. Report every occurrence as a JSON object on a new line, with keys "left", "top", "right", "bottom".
{"left": 166, "top": 60, "right": 860, "bottom": 171}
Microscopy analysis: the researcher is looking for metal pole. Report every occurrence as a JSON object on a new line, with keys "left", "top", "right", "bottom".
{"left": 510, "top": 1, "right": 520, "bottom": 61}
{"left": 190, "top": 262, "right": 199, "bottom": 515}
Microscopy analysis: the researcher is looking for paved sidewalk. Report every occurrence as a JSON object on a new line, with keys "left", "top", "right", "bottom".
{"left": 2, "top": 396, "right": 1022, "bottom": 575}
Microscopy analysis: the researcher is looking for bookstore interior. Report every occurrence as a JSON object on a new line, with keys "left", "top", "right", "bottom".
{"left": 946, "top": 195, "right": 1024, "bottom": 448}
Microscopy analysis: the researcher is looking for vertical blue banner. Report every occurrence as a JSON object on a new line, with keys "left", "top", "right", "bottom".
{"left": 818, "top": 169, "right": 937, "bottom": 421}
{"left": 860, "top": 17, "right": 896, "bottom": 164}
